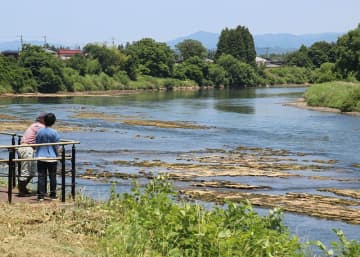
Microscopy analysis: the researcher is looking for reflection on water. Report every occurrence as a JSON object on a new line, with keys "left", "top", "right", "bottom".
{"left": 215, "top": 103, "right": 255, "bottom": 114}
{"left": 0, "top": 86, "right": 359, "bottom": 247}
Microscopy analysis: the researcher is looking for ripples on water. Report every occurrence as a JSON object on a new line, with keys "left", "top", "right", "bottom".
{"left": 0, "top": 87, "right": 359, "bottom": 247}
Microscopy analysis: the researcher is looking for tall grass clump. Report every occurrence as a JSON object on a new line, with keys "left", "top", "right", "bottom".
{"left": 98, "top": 177, "right": 304, "bottom": 257}
{"left": 304, "top": 81, "right": 360, "bottom": 112}
{"left": 264, "top": 67, "right": 311, "bottom": 85}
{"left": 127, "top": 75, "right": 196, "bottom": 90}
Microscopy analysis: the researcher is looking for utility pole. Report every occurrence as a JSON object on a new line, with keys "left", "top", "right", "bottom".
{"left": 111, "top": 37, "right": 115, "bottom": 47}
{"left": 265, "top": 47, "right": 269, "bottom": 58}
{"left": 43, "top": 35, "right": 47, "bottom": 47}
{"left": 17, "top": 34, "right": 24, "bottom": 50}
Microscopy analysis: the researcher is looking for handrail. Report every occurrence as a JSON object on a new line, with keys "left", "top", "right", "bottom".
{"left": 0, "top": 132, "right": 17, "bottom": 136}
{"left": 0, "top": 156, "right": 72, "bottom": 163}
{"left": 0, "top": 141, "right": 80, "bottom": 149}
{"left": 0, "top": 133, "right": 79, "bottom": 204}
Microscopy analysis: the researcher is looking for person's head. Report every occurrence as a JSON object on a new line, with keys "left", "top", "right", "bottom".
{"left": 44, "top": 113, "right": 56, "bottom": 127}
{"left": 36, "top": 113, "right": 47, "bottom": 124}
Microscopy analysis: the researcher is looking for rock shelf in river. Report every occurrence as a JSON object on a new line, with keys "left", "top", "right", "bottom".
{"left": 180, "top": 189, "right": 360, "bottom": 225}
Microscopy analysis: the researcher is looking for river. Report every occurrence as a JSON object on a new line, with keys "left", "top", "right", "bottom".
{"left": 0, "top": 86, "right": 359, "bottom": 248}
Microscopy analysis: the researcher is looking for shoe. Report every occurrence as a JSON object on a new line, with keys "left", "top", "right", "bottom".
{"left": 37, "top": 198, "right": 44, "bottom": 202}
{"left": 18, "top": 182, "right": 31, "bottom": 196}
{"left": 50, "top": 195, "right": 57, "bottom": 200}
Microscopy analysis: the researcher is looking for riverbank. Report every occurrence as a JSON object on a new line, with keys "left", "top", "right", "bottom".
{"left": 0, "top": 198, "right": 101, "bottom": 256}
{"left": 1, "top": 178, "right": 359, "bottom": 257}
{"left": 284, "top": 98, "right": 360, "bottom": 116}
{"left": 0, "top": 86, "right": 202, "bottom": 98}
{"left": 0, "top": 83, "right": 309, "bottom": 99}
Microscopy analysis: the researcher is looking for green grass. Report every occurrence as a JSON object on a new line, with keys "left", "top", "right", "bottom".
{"left": 0, "top": 177, "right": 6, "bottom": 187}
{"left": 127, "top": 75, "right": 197, "bottom": 90}
{"left": 304, "top": 81, "right": 360, "bottom": 112}
{"left": 1, "top": 176, "right": 359, "bottom": 256}
{"left": 99, "top": 178, "right": 304, "bottom": 256}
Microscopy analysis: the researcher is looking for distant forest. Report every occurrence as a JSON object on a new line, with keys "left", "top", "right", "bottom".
{"left": 0, "top": 24, "right": 359, "bottom": 94}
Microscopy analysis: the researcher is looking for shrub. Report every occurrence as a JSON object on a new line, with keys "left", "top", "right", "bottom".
{"left": 304, "top": 81, "right": 360, "bottom": 112}
{"left": 99, "top": 177, "right": 303, "bottom": 256}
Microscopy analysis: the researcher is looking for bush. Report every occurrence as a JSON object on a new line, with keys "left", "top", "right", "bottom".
{"left": 264, "top": 67, "right": 311, "bottom": 85}
{"left": 304, "top": 82, "right": 360, "bottom": 112}
{"left": 113, "top": 71, "right": 130, "bottom": 86}
{"left": 73, "top": 82, "right": 85, "bottom": 92}
{"left": 312, "top": 63, "right": 337, "bottom": 83}
{"left": 99, "top": 177, "right": 303, "bottom": 256}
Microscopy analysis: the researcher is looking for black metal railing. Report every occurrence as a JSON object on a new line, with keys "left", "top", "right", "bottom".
{"left": 0, "top": 132, "right": 80, "bottom": 203}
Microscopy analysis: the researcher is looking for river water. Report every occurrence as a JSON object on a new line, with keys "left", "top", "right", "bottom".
{"left": 0, "top": 87, "right": 359, "bottom": 247}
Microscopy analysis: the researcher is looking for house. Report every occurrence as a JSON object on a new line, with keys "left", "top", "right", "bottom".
{"left": 1, "top": 50, "right": 20, "bottom": 58}
{"left": 255, "top": 56, "right": 268, "bottom": 66}
{"left": 57, "top": 49, "right": 82, "bottom": 60}
{"left": 255, "top": 56, "right": 281, "bottom": 68}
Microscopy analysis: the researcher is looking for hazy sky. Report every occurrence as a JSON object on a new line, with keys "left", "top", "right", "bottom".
{"left": 1, "top": 0, "right": 359, "bottom": 45}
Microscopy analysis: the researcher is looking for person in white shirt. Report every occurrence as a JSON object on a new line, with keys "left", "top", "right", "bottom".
{"left": 17, "top": 113, "right": 46, "bottom": 195}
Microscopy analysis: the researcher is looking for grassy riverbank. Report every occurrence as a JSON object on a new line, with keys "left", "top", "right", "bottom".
{"left": 304, "top": 81, "right": 360, "bottom": 112}
{"left": 1, "top": 177, "right": 360, "bottom": 256}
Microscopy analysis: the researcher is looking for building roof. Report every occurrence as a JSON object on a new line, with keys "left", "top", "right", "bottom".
{"left": 1, "top": 50, "right": 20, "bottom": 57}
{"left": 57, "top": 49, "right": 82, "bottom": 55}
{"left": 255, "top": 56, "right": 268, "bottom": 63}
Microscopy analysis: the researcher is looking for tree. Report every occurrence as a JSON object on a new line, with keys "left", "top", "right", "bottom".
{"left": 207, "top": 64, "right": 228, "bottom": 87}
{"left": 173, "top": 56, "right": 207, "bottom": 85}
{"left": 285, "top": 45, "right": 313, "bottom": 68}
{"left": 66, "top": 54, "right": 88, "bottom": 76}
{"left": 125, "top": 38, "right": 175, "bottom": 78}
{"left": 308, "top": 41, "right": 336, "bottom": 68}
{"left": 217, "top": 54, "right": 258, "bottom": 87}
{"left": 18, "top": 44, "right": 65, "bottom": 93}
{"left": 215, "top": 25, "right": 256, "bottom": 66}
{"left": 37, "top": 67, "right": 65, "bottom": 93}
{"left": 175, "top": 39, "right": 207, "bottom": 61}
{"left": 83, "top": 44, "right": 127, "bottom": 76}
{"left": 336, "top": 24, "right": 360, "bottom": 80}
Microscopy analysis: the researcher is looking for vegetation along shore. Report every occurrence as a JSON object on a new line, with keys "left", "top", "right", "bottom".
{"left": 0, "top": 23, "right": 360, "bottom": 256}
{"left": 1, "top": 177, "right": 360, "bottom": 257}
{"left": 0, "top": 24, "right": 359, "bottom": 114}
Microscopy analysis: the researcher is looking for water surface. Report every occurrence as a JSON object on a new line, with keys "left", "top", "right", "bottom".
{"left": 0, "top": 87, "right": 359, "bottom": 247}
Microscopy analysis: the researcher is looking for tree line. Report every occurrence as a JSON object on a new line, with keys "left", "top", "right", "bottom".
{"left": 0, "top": 24, "right": 359, "bottom": 94}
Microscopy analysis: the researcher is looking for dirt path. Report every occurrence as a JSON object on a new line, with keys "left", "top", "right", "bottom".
{"left": 0, "top": 187, "right": 55, "bottom": 204}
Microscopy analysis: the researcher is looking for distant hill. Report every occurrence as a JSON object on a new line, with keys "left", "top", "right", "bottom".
{"left": 167, "top": 31, "right": 219, "bottom": 50}
{"left": 1, "top": 31, "right": 344, "bottom": 54}
{"left": 0, "top": 40, "right": 77, "bottom": 51}
{"left": 167, "top": 31, "right": 343, "bottom": 54}
{"left": 0, "top": 40, "right": 24, "bottom": 51}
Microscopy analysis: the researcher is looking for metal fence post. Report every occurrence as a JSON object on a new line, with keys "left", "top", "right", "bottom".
{"left": 11, "top": 136, "right": 16, "bottom": 188}
{"left": 61, "top": 145, "right": 66, "bottom": 202}
{"left": 71, "top": 144, "right": 76, "bottom": 200}
{"left": 8, "top": 148, "right": 15, "bottom": 203}
{"left": 17, "top": 136, "right": 22, "bottom": 185}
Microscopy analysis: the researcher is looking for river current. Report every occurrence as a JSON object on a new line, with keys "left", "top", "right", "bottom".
{"left": 0, "top": 87, "right": 359, "bottom": 247}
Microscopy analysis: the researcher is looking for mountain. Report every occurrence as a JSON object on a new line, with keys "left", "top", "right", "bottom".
{"left": 254, "top": 33, "right": 343, "bottom": 54}
{"left": 0, "top": 40, "right": 24, "bottom": 51}
{"left": 167, "top": 31, "right": 219, "bottom": 50}
{"left": 167, "top": 31, "right": 343, "bottom": 54}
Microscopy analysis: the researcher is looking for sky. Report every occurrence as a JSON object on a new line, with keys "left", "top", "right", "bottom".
{"left": 1, "top": 0, "right": 359, "bottom": 45}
